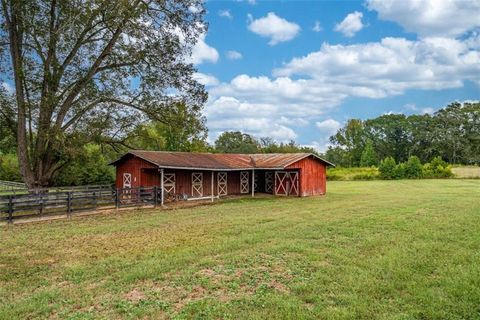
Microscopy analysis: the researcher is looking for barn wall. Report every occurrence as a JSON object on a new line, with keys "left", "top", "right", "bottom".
{"left": 162, "top": 170, "right": 248, "bottom": 197}
{"left": 286, "top": 156, "right": 327, "bottom": 196}
{"left": 115, "top": 155, "right": 157, "bottom": 189}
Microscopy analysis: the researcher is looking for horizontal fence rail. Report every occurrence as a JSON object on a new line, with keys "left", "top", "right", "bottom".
{"left": 0, "top": 186, "right": 162, "bottom": 223}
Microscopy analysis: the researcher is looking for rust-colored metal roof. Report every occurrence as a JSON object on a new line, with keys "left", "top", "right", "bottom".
{"left": 110, "top": 151, "right": 334, "bottom": 170}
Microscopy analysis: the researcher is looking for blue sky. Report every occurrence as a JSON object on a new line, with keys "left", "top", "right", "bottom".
{"left": 191, "top": 0, "right": 480, "bottom": 151}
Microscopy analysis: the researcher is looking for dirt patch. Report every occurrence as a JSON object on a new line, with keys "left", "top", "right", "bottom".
{"left": 125, "top": 288, "right": 146, "bottom": 303}
{"left": 268, "top": 279, "right": 289, "bottom": 293}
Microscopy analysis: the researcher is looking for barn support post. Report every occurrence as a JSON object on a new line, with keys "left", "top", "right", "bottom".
{"left": 160, "top": 168, "right": 164, "bottom": 207}
{"left": 211, "top": 171, "right": 214, "bottom": 202}
{"left": 251, "top": 169, "right": 255, "bottom": 197}
{"left": 153, "top": 186, "right": 158, "bottom": 208}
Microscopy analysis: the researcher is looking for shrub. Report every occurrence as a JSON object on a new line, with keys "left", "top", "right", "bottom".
{"left": 423, "top": 156, "right": 453, "bottom": 178}
{"left": 379, "top": 157, "right": 396, "bottom": 179}
{"left": 393, "top": 163, "right": 406, "bottom": 179}
{"left": 0, "top": 153, "right": 22, "bottom": 182}
{"left": 405, "top": 156, "right": 423, "bottom": 179}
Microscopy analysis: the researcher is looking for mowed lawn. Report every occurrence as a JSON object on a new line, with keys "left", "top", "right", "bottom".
{"left": 1, "top": 180, "right": 480, "bottom": 319}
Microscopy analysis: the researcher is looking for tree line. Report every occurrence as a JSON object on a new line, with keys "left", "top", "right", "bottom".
{"left": 325, "top": 102, "right": 480, "bottom": 167}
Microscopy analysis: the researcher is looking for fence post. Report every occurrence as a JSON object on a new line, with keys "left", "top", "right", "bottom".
{"left": 8, "top": 195, "right": 13, "bottom": 224}
{"left": 67, "top": 192, "right": 72, "bottom": 219}
{"left": 115, "top": 188, "right": 120, "bottom": 209}
{"left": 93, "top": 191, "right": 97, "bottom": 209}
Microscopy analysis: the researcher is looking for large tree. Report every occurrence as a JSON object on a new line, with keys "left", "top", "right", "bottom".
{"left": 215, "top": 131, "right": 259, "bottom": 154}
{"left": 0, "top": 0, "right": 207, "bottom": 188}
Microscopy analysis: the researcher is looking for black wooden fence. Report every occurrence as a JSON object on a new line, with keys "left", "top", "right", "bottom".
{"left": 0, "top": 186, "right": 162, "bottom": 223}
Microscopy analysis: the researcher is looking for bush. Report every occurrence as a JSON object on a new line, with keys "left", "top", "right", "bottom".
{"left": 405, "top": 156, "right": 423, "bottom": 178}
{"left": 379, "top": 157, "right": 397, "bottom": 179}
{"left": 422, "top": 156, "right": 453, "bottom": 178}
{"left": 0, "top": 153, "right": 22, "bottom": 182}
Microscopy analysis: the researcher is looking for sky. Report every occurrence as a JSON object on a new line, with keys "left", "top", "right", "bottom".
{"left": 191, "top": 0, "right": 480, "bottom": 151}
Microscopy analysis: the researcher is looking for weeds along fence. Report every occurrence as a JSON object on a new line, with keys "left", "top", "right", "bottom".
{"left": 0, "top": 186, "right": 162, "bottom": 223}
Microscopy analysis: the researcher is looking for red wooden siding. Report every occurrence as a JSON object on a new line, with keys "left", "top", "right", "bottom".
{"left": 286, "top": 156, "right": 327, "bottom": 196}
{"left": 115, "top": 155, "right": 157, "bottom": 188}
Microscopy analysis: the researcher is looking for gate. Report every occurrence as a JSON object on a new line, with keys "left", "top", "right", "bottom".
{"left": 274, "top": 171, "right": 299, "bottom": 196}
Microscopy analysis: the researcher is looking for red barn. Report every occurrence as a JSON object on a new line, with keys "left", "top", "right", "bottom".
{"left": 110, "top": 151, "right": 334, "bottom": 201}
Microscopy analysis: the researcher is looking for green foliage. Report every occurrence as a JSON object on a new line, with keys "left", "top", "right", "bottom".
{"left": 1, "top": 0, "right": 207, "bottom": 187}
{"left": 422, "top": 156, "right": 453, "bottom": 178}
{"left": 0, "top": 153, "right": 22, "bottom": 182}
{"left": 404, "top": 156, "right": 423, "bottom": 178}
{"left": 53, "top": 144, "right": 114, "bottom": 186}
{"left": 360, "top": 140, "right": 377, "bottom": 167}
{"left": 126, "top": 102, "right": 209, "bottom": 152}
{"left": 329, "top": 119, "right": 365, "bottom": 166}
{"left": 327, "top": 101, "right": 480, "bottom": 167}
{"left": 379, "top": 157, "right": 397, "bottom": 180}
{"left": 215, "top": 131, "right": 259, "bottom": 153}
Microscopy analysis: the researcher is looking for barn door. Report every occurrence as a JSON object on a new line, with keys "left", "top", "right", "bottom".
{"left": 163, "top": 173, "right": 175, "bottom": 196}
{"left": 265, "top": 171, "right": 274, "bottom": 193}
{"left": 275, "top": 172, "right": 288, "bottom": 195}
{"left": 289, "top": 172, "right": 299, "bottom": 196}
{"left": 217, "top": 172, "right": 227, "bottom": 196}
{"left": 123, "top": 173, "right": 132, "bottom": 188}
{"left": 240, "top": 171, "right": 249, "bottom": 194}
{"left": 275, "top": 171, "right": 299, "bottom": 196}
{"left": 192, "top": 172, "right": 203, "bottom": 197}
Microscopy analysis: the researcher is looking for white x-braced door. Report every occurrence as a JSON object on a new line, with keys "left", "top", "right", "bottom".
{"left": 274, "top": 171, "right": 299, "bottom": 196}
{"left": 192, "top": 172, "right": 203, "bottom": 197}
{"left": 217, "top": 172, "right": 227, "bottom": 196}
{"left": 163, "top": 173, "right": 175, "bottom": 195}
{"left": 289, "top": 172, "right": 299, "bottom": 196}
{"left": 240, "top": 171, "right": 249, "bottom": 194}
{"left": 123, "top": 173, "right": 132, "bottom": 188}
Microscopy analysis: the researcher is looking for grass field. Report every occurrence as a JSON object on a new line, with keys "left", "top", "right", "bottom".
{"left": 1, "top": 180, "right": 480, "bottom": 319}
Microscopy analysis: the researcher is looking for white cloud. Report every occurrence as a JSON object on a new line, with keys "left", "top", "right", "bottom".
{"left": 403, "top": 103, "right": 436, "bottom": 115}
{"left": 226, "top": 50, "right": 243, "bottom": 60}
{"left": 204, "top": 33, "right": 480, "bottom": 144}
{"left": 366, "top": 0, "right": 480, "bottom": 38}
{"left": 218, "top": 9, "right": 232, "bottom": 20}
{"left": 248, "top": 12, "right": 301, "bottom": 45}
{"left": 312, "top": 21, "right": 322, "bottom": 32}
{"left": 190, "top": 33, "right": 219, "bottom": 65}
{"left": 316, "top": 119, "right": 341, "bottom": 134}
{"left": 335, "top": 11, "right": 364, "bottom": 37}
{"left": 193, "top": 73, "right": 219, "bottom": 86}
{"left": 205, "top": 97, "right": 297, "bottom": 142}
{"left": 274, "top": 36, "right": 480, "bottom": 97}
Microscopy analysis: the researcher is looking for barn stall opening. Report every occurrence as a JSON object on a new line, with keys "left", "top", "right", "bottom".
{"left": 110, "top": 151, "right": 335, "bottom": 203}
